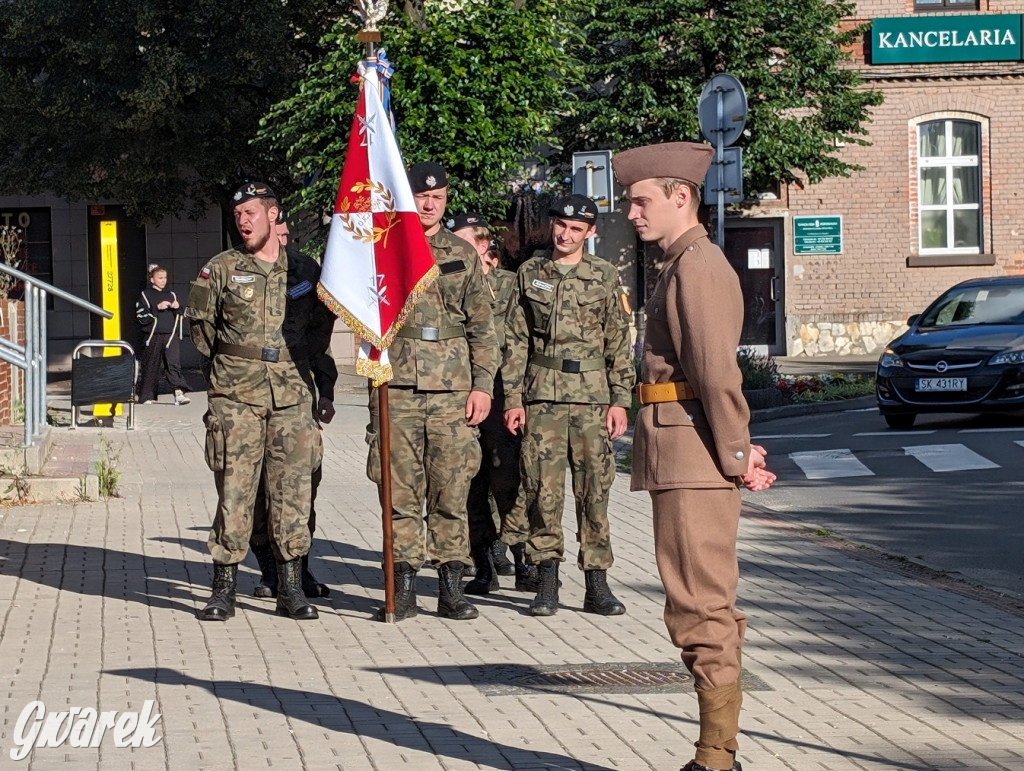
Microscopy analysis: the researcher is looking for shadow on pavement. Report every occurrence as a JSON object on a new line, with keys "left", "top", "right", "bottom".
{"left": 108, "top": 667, "right": 619, "bottom": 771}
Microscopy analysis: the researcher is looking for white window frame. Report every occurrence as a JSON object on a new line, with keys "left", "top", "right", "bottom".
{"left": 917, "top": 119, "right": 981, "bottom": 255}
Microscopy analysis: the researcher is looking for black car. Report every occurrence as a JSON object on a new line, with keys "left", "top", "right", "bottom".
{"left": 876, "top": 276, "right": 1024, "bottom": 429}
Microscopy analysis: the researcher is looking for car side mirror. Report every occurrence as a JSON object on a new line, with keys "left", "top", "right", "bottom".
{"left": 907, "top": 314, "right": 920, "bottom": 327}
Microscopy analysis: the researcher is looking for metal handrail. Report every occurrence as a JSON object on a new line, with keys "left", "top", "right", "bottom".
{"left": 1, "top": 262, "right": 113, "bottom": 447}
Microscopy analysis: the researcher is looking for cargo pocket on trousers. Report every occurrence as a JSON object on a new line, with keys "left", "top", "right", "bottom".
{"left": 365, "top": 429, "right": 382, "bottom": 484}
{"left": 312, "top": 429, "right": 324, "bottom": 473}
{"left": 204, "top": 412, "right": 226, "bottom": 472}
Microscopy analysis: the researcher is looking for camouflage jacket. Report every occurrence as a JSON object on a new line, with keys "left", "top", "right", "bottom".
{"left": 504, "top": 250, "right": 633, "bottom": 410}
{"left": 387, "top": 228, "right": 498, "bottom": 394}
{"left": 485, "top": 267, "right": 516, "bottom": 354}
{"left": 186, "top": 246, "right": 335, "bottom": 408}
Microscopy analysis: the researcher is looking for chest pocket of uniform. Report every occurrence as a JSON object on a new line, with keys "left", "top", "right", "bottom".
{"left": 646, "top": 291, "right": 668, "bottom": 323}
{"left": 222, "top": 277, "right": 262, "bottom": 319}
{"left": 436, "top": 263, "right": 467, "bottom": 310}
{"left": 524, "top": 284, "right": 554, "bottom": 333}
{"left": 576, "top": 284, "right": 607, "bottom": 328}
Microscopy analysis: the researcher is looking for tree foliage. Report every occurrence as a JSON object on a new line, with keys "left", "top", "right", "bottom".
{"left": 568, "top": 0, "right": 883, "bottom": 194}
{"left": 0, "top": 0, "right": 334, "bottom": 222}
{"left": 258, "top": 0, "right": 580, "bottom": 241}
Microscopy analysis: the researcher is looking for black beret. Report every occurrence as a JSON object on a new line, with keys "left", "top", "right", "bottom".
{"left": 232, "top": 182, "right": 278, "bottom": 207}
{"left": 408, "top": 161, "right": 448, "bottom": 193}
{"left": 549, "top": 194, "right": 598, "bottom": 223}
{"left": 447, "top": 212, "right": 489, "bottom": 231}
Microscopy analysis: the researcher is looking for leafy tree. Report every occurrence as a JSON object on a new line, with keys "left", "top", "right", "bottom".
{"left": 0, "top": 0, "right": 334, "bottom": 222}
{"left": 259, "top": 0, "right": 581, "bottom": 243}
{"left": 567, "top": 0, "right": 883, "bottom": 194}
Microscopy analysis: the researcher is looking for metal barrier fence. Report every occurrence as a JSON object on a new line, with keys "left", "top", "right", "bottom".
{"left": 0, "top": 262, "right": 112, "bottom": 447}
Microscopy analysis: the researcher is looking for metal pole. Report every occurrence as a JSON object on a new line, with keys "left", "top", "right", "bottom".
{"left": 716, "top": 86, "right": 726, "bottom": 248}
{"left": 585, "top": 161, "right": 597, "bottom": 255}
{"left": 23, "top": 283, "right": 35, "bottom": 444}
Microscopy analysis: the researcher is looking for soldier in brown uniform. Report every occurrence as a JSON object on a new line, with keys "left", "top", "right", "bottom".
{"left": 449, "top": 213, "right": 531, "bottom": 594}
{"left": 612, "top": 143, "right": 776, "bottom": 771}
{"left": 187, "top": 182, "right": 336, "bottom": 622}
{"left": 365, "top": 162, "right": 499, "bottom": 622}
{"left": 503, "top": 194, "right": 634, "bottom": 617}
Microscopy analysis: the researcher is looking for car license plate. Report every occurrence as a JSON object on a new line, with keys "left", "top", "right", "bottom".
{"left": 916, "top": 377, "right": 967, "bottom": 392}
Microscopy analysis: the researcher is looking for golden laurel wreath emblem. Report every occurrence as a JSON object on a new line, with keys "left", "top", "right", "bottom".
{"left": 337, "top": 180, "right": 398, "bottom": 247}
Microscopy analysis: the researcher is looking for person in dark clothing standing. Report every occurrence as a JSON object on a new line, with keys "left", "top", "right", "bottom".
{"left": 135, "top": 264, "right": 191, "bottom": 405}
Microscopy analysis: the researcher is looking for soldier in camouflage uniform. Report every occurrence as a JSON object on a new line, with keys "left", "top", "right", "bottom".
{"left": 503, "top": 194, "right": 634, "bottom": 617}
{"left": 365, "top": 162, "right": 498, "bottom": 622}
{"left": 249, "top": 214, "right": 335, "bottom": 600}
{"left": 187, "top": 182, "right": 335, "bottom": 623}
{"left": 449, "top": 213, "right": 532, "bottom": 594}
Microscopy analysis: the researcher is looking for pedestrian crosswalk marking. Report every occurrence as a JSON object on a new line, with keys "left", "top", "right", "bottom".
{"left": 789, "top": 449, "right": 874, "bottom": 479}
{"left": 903, "top": 443, "right": 999, "bottom": 472}
{"left": 752, "top": 433, "right": 830, "bottom": 440}
{"left": 959, "top": 427, "right": 1024, "bottom": 433}
{"left": 855, "top": 430, "right": 936, "bottom": 437}
{"left": 1015, "top": 440, "right": 1024, "bottom": 450}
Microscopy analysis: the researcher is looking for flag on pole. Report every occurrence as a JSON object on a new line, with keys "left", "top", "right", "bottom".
{"left": 318, "top": 58, "right": 437, "bottom": 385}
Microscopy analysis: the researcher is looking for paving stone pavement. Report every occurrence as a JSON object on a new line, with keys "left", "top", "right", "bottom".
{"left": 0, "top": 386, "right": 1022, "bottom": 770}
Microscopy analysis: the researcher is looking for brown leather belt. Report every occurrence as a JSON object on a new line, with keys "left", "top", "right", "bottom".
{"left": 637, "top": 381, "right": 697, "bottom": 404}
{"left": 396, "top": 324, "right": 465, "bottom": 342}
{"left": 216, "top": 343, "right": 303, "bottom": 363}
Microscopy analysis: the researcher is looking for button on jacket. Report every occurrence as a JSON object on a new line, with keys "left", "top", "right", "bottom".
{"left": 503, "top": 251, "right": 633, "bottom": 410}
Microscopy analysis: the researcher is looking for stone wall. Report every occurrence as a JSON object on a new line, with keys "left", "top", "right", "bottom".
{"left": 788, "top": 315, "right": 907, "bottom": 357}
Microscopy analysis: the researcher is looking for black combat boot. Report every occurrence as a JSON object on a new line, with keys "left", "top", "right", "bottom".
{"left": 276, "top": 559, "right": 319, "bottom": 620}
{"left": 301, "top": 553, "right": 331, "bottom": 598}
{"left": 465, "top": 545, "right": 499, "bottom": 595}
{"left": 529, "top": 559, "right": 560, "bottom": 616}
{"left": 200, "top": 563, "right": 237, "bottom": 621}
{"left": 680, "top": 761, "right": 742, "bottom": 771}
{"left": 377, "top": 561, "right": 419, "bottom": 621}
{"left": 250, "top": 540, "right": 278, "bottom": 598}
{"left": 489, "top": 539, "right": 515, "bottom": 577}
{"left": 511, "top": 542, "right": 540, "bottom": 592}
{"left": 437, "top": 561, "right": 479, "bottom": 620}
{"left": 583, "top": 569, "right": 626, "bottom": 616}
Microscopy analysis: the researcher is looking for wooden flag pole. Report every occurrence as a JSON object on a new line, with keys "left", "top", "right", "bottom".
{"left": 355, "top": 2, "right": 396, "bottom": 622}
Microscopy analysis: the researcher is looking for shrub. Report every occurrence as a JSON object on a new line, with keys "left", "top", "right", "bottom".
{"left": 737, "top": 348, "right": 780, "bottom": 390}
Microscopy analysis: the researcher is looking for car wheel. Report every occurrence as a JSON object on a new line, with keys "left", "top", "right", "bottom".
{"left": 884, "top": 413, "right": 916, "bottom": 430}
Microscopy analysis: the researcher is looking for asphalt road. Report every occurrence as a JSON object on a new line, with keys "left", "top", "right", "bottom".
{"left": 744, "top": 404, "right": 1024, "bottom": 601}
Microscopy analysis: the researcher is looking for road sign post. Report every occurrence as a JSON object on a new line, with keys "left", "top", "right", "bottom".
{"left": 699, "top": 73, "right": 747, "bottom": 250}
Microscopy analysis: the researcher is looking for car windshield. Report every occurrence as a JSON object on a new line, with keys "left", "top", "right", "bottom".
{"left": 919, "top": 284, "right": 1024, "bottom": 327}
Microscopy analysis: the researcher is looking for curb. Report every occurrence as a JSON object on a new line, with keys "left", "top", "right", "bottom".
{"left": 749, "top": 394, "right": 876, "bottom": 423}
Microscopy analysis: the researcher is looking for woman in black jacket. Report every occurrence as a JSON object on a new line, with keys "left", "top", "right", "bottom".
{"left": 135, "top": 264, "right": 191, "bottom": 405}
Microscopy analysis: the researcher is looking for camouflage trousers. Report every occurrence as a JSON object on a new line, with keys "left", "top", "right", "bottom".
{"left": 204, "top": 396, "right": 319, "bottom": 564}
{"left": 367, "top": 387, "right": 481, "bottom": 566}
{"left": 513, "top": 401, "right": 616, "bottom": 570}
{"left": 467, "top": 394, "right": 525, "bottom": 550}
{"left": 252, "top": 448, "right": 322, "bottom": 551}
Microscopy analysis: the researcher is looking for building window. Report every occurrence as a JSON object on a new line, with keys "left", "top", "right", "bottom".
{"left": 914, "top": 0, "right": 978, "bottom": 11}
{"left": 918, "top": 119, "right": 981, "bottom": 254}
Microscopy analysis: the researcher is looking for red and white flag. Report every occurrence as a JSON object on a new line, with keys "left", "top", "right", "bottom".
{"left": 318, "top": 60, "right": 437, "bottom": 385}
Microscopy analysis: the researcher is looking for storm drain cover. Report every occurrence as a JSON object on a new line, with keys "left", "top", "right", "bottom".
{"left": 462, "top": 662, "right": 771, "bottom": 696}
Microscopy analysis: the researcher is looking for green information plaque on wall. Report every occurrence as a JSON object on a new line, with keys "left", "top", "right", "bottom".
{"left": 794, "top": 216, "right": 842, "bottom": 255}
{"left": 872, "top": 14, "right": 1023, "bottom": 65}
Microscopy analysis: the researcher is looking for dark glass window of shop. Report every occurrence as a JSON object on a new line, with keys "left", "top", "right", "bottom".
{"left": 914, "top": 0, "right": 978, "bottom": 11}
{"left": 0, "top": 208, "right": 54, "bottom": 300}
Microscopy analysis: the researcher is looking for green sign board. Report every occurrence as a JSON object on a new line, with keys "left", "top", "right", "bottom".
{"left": 872, "top": 14, "right": 1023, "bottom": 64}
{"left": 794, "top": 216, "right": 842, "bottom": 255}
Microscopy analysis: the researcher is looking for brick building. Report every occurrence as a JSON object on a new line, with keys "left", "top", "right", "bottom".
{"left": 741, "top": 0, "right": 1024, "bottom": 357}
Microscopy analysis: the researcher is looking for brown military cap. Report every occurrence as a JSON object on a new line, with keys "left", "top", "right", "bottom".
{"left": 612, "top": 142, "right": 714, "bottom": 188}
